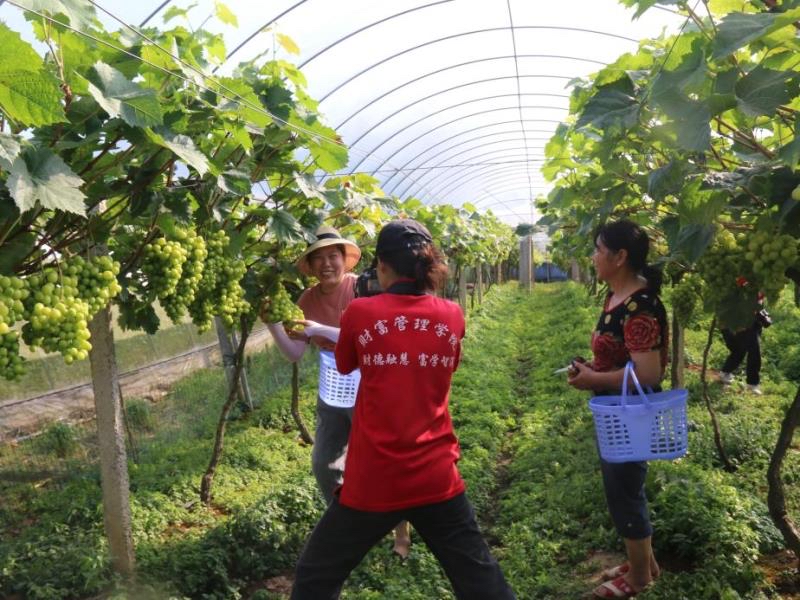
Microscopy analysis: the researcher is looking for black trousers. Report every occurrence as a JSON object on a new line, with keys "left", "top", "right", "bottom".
{"left": 291, "top": 492, "right": 516, "bottom": 600}
{"left": 721, "top": 324, "right": 761, "bottom": 385}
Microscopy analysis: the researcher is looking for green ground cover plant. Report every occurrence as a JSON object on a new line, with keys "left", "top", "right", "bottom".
{"left": 1, "top": 282, "right": 799, "bottom": 599}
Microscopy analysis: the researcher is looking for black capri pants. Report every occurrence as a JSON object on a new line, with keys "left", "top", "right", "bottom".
{"left": 600, "top": 459, "right": 652, "bottom": 539}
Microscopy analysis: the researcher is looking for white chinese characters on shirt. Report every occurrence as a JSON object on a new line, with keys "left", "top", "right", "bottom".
{"left": 357, "top": 314, "right": 459, "bottom": 369}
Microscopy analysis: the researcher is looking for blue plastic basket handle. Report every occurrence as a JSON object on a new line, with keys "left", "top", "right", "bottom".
{"left": 620, "top": 361, "right": 650, "bottom": 408}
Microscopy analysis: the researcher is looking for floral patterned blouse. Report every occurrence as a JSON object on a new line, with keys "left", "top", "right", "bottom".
{"left": 591, "top": 288, "right": 669, "bottom": 373}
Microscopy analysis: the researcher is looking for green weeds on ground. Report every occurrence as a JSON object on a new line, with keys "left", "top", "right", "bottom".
{"left": 1, "top": 283, "right": 798, "bottom": 599}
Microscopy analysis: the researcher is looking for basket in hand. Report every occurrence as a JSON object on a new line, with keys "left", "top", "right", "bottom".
{"left": 589, "top": 362, "right": 688, "bottom": 463}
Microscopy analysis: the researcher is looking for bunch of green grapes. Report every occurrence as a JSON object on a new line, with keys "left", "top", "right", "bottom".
{"left": 188, "top": 231, "right": 250, "bottom": 331}
{"left": 66, "top": 255, "right": 122, "bottom": 315}
{"left": 743, "top": 231, "right": 798, "bottom": 302}
{"left": 0, "top": 328, "right": 25, "bottom": 380}
{"left": 0, "top": 275, "right": 28, "bottom": 323}
{"left": 162, "top": 228, "right": 207, "bottom": 322}
{"left": 671, "top": 274, "right": 703, "bottom": 326}
{"left": 22, "top": 269, "right": 92, "bottom": 364}
{"left": 262, "top": 285, "right": 304, "bottom": 326}
{"left": 0, "top": 276, "right": 28, "bottom": 380}
{"left": 697, "top": 229, "right": 748, "bottom": 311}
{"left": 141, "top": 237, "right": 188, "bottom": 298}
{"left": 214, "top": 260, "right": 251, "bottom": 329}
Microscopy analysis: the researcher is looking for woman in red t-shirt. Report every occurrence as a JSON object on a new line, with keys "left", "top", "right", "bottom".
{"left": 568, "top": 219, "right": 668, "bottom": 599}
{"left": 290, "top": 219, "right": 515, "bottom": 600}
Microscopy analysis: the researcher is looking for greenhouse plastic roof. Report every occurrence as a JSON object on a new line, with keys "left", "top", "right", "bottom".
{"left": 0, "top": 0, "right": 687, "bottom": 225}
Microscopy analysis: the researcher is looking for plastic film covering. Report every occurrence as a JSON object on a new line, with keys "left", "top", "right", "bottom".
{"left": 0, "top": 0, "right": 685, "bottom": 225}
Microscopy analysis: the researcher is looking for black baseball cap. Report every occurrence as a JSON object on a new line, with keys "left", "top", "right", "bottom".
{"left": 376, "top": 219, "right": 433, "bottom": 254}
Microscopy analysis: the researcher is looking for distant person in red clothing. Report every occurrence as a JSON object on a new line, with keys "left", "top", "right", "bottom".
{"left": 290, "top": 219, "right": 515, "bottom": 600}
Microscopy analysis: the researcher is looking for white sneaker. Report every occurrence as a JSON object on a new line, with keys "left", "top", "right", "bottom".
{"left": 746, "top": 384, "right": 762, "bottom": 395}
{"left": 719, "top": 371, "right": 734, "bottom": 384}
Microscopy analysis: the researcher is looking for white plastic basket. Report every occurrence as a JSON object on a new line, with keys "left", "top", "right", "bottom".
{"left": 318, "top": 351, "right": 360, "bottom": 407}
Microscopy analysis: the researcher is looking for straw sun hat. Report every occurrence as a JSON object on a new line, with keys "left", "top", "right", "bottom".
{"left": 295, "top": 226, "right": 361, "bottom": 276}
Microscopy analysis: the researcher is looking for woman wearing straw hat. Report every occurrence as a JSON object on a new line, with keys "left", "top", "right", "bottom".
{"left": 262, "top": 225, "right": 412, "bottom": 558}
{"left": 568, "top": 219, "right": 668, "bottom": 599}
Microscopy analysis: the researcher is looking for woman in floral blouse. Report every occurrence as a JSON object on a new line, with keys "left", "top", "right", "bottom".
{"left": 568, "top": 219, "right": 668, "bottom": 599}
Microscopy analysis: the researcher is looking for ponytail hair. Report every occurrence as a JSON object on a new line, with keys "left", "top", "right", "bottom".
{"left": 595, "top": 219, "right": 662, "bottom": 294}
{"left": 378, "top": 243, "right": 449, "bottom": 292}
{"left": 641, "top": 264, "right": 663, "bottom": 295}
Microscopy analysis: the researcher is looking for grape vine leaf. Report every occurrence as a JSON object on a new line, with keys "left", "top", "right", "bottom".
{"left": 163, "top": 3, "right": 197, "bottom": 23}
{"left": 712, "top": 9, "right": 800, "bottom": 59}
{"left": 778, "top": 119, "right": 800, "bottom": 168}
{"left": 7, "top": 146, "right": 86, "bottom": 216}
{"left": 14, "top": 0, "right": 97, "bottom": 30}
{"left": 85, "top": 62, "right": 163, "bottom": 128}
{"left": 0, "top": 231, "right": 35, "bottom": 275}
{"left": 214, "top": 1, "right": 238, "bottom": 27}
{"left": 650, "top": 37, "right": 707, "bottom": 102}
{"left": 216, "top": 169, "right": 251, "bottom": 196}
{"left": 675, "top": 224, "right": 716, "bottom": 263}
{"left": 117, "top": 297, "right": 161, "bottom": 334}
{"left": 0, "top": 24, "right": 65, "bottom": 126}
{"left": 307, "top": 136, "right": 349, "bottom": 172}
{"left": 647, "top": 160, "right": 688, "bottom": 201}
{"left": 146, "top": 129, "right": 211, "bottom": 177}
{"left": 677, "top": 179, "right": 726, "bottom": 224}
{"left": 0, "top": 133, "right": 21, "bottom": 170}
{"left": 735, "top": 67, "right": 795, "bottom": 117}
{"left": 652, "top": 94, "right": 711, "bottom": 152}
{"left": 709, "top": 68, "right": 739, "bottom": 116}
{"left": 295, "top": 173, "right": 326, "bottom": 200}
{"left": 207, "top": 37, "right": 226, "bottom": 65}
{"left": 269, "top": 209, "right": 305, "bottom": 241}
{"left": 575, "top": 77, "right": 640, "bottom": 132}
{"left": 216, "top": 77, "right": 271, "bottom": 128}
{"left": 277, "top": 33, "right": 300, "bottom": 55}
{"left": 618, "top": 0, "right": 682, "bottom": 20}
{"left": 661, "top": 216, "right": 716, "bottom": 264}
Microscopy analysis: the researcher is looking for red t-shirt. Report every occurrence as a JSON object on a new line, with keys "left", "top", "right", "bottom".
{"left": 335, "top": 292, "right": 466, "bottom": 511}
{"left": 298, "top": 273, "right": 357, "bottom": 351}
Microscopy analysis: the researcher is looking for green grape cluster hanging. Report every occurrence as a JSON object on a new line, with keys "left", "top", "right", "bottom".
{"left": 214, "top": 260, "right": 250, "bottom": 328}
{"left": 671, "top": 274, "right": 703, "bottom": 326}
{"left": 262, "top": 285, "right": 304, "bottom": 328}
{"left": 743, "top": 231, "right": 798, "bottom": 302}
{"left": 162, "top": 227, "right": 208, "bottom": 322}
{"left": 22, "top": 269, "right": 92, "bottom": 365}
{"left": 0, "top": 329, "right": 25, "bottom": 380}
{"left": 187, "top": 230, "right": 250, "bottom": 331}
{"left": 142, "top": 237, "right": 188, "bottom": 298}
{"left": 68, "top": 255, "right": 122, "bottom": 315}
{"left": 0, "top": 276, "right": 29, "bottom": 380}
{"left": 697, "top": 229, "right": 749, "bottom": 312}
{"left": 0, "top": 275, "right": 28, "bottom": 323}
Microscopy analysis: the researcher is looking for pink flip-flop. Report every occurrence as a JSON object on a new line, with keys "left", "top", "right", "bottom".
{"left": 600, "top": 564, "right": 629, "bottom": 581}
{"left": 601, "top": 563, "right": 660, "bottom": 582}
{"left": 593, "top": 576, "right": 638, "bottom": 599}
